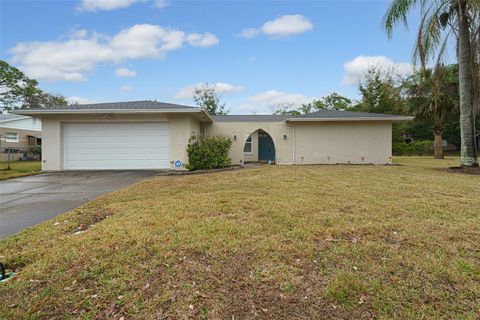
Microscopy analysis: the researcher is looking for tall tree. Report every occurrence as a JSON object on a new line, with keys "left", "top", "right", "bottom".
{"left": 24, "top": 91, "right": 69, "bottom": 109}
{"left": 404, "top": 65, "right": 459, "bottom": 159}
{"left": 0, "top": 60, "right": 69, "bottom": 112}
{"left": 353, "top": 67, "right": 407, "bottom": 115}
{"left": 0, "top": 60, "right": 39, "bottom": 112}
{"left": 302, "top": 92, "right": 353, "bottom": 112}
{"left": 193, "top": 83, "right": 227, "bottom": 115}
{"left": 269, "top": 102, "right": 301, "bottom": 115}
{"left": 457, "top": 0, "right": 478, "bottom": 166}
{"left": 383, "top": 0, "right": 478, "bottom": 166}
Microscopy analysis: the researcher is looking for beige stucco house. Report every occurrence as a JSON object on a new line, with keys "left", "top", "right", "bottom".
{"left": 15, "top": 100, "right": 412, "bottom": 171}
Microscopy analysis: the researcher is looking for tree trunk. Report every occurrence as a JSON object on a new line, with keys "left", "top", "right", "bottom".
{"left": 433, "top": 126, "right": 444, "bottom": 159}
{"left": 456, "top": 0, "right": 479, "bottom": 166}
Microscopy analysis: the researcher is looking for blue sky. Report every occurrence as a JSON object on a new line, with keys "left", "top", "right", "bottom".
{"left": 0, "top": 0, "right": 421, "bottom": 114}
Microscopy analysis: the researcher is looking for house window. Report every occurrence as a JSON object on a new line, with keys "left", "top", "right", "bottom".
{"left": 244, "top": 135, "right": 252, "bottom": 153}
{"left": 28, "top": 136, "right": 37, "bottom": 146}
{"left": 5, "top": 132, "right": 19, "bottom": 143}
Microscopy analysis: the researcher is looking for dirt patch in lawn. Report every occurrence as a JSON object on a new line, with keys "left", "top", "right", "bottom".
{"left": 444, "top": 166, "right": 480, "bottom": 175}
{"left": 68, "top": 207, "right": 116, "bottom": 234}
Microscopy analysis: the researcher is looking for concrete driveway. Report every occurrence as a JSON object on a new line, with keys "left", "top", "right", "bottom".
{"left": 0, "top": 171, "right": 159, "bottom": 239}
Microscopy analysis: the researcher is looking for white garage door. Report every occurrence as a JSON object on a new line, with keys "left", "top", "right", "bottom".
{"left": 63, "top": 122, "right": 170, "bottom": 170}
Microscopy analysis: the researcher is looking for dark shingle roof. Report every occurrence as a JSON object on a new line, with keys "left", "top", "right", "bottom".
{"left": 213, "top": 115, "right": 289, "bottom": 122}
{"left": 291, "top": 110, "right": 406, "bottom": 119}
{"left": 25, "top": 100, "right": 197, "bottom": 111}
{"left": 213, "top": 111, "right": 409, "bottom": 122}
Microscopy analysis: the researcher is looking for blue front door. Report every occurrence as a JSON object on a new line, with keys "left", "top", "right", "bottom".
{"left": 258, "top": 132, "right": 275, "bottom": 161}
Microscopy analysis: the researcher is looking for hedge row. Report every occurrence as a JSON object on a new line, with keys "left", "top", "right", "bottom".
{"left": 392, "top": 140, "right": 434, "bottom": 156}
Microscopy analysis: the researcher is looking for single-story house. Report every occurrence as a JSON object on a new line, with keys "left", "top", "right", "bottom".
{"left": 14, "top": 100, "right": 412, "bottom": 171}
{"left": 0, "top": 114, "right": 42, "bottom": 161}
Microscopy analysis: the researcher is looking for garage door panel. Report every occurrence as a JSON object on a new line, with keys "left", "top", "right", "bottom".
{"left": 65, "top": 153, "right": 170, "bottom": 160}
{"left": 63, "top": 122, "right": 170, "bottom": 170}
{"left": 64, "top": 148, "right": 170, "bottom": 156}
{"left": 65, "top": 134, "right": 169, "bottom": 142}
{"left": 65, "top": 143, "right": 169, "bottom": 155}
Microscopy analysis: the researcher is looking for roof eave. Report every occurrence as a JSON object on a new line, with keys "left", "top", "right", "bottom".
{"left": 285, "top": 116, "right": 414, "bottom": 122}
{"left": 13, "top": 108, "right": 213, "bottom": 123}
{"left": 0, "top": 116, "right": 29, "bottom": 123}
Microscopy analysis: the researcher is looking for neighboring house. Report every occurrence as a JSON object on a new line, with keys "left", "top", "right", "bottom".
{"left": 0, "top": 114, "right": 42, "bottom": 161}
{"left": 14, "top": 101, "right": 412, "bottom": 171}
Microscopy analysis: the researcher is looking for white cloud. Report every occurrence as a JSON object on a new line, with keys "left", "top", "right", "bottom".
{"left": 186, "top": 33, "right": 219, "bottom": 47}
{"left": 70, "top": 29, "right": 89, "bottom": 39}
{"left": 115, "top": 67, "right": 136, "bottom": 77}
{"left": 109, "top": 24, "right": 184, "bottom": 58}
{"left": 238, "top": 28, "right": 260, "bottom": 39}
{"left": 248, "top": 90, "right": 314, "bottom": 106}
{"left": 118, "top": 85, "right": 133, "bottom": 92}
{"left": 239, "top": 14, "right": 313, "bottom": 39}
{"left": 235, "top": 90, "right": 315, "bottom": 114}
{"left": 67, "top": 96, "right": 100, "bottom": 105}
{"left": 342, "top": 55, "right": 413, "bottom": 85}
{"left": 77, "top": 0, "right": 144, "bottom": 12}
{"left": 261, "top": 15, "right": 313, "bottom": 38}
{"left": 153, "top": 0, "right": 168, "bottom": 9}
{"left": 175, "top": 82, "right": 244, "bottom": 99}
{"left": 9, "top": 24, "right": 219, "bottom": 82}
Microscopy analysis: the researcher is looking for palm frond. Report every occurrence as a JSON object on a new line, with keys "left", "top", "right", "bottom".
{"left": 434, "top": 29, "right": 454, "bottom": 69}
{"left": 412, "top": 1, "right": 451, "bottom": 68}
{"left": 383, "top": 0, "right": 422, "bottom": 38}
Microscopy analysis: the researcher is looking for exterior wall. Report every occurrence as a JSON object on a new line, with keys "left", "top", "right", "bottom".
{"left": 243, "top": 131, "right": 258, "bottom": 162}
{"left": 42, "top": 118, "right": 62, "bottom": 170}
{"left": 38, "top": 114, "right": 394, "bottom": 171}
{"left": 205, "top": 121, "right": 294, "bottom": 165}
{"left": 39, "top": 113, "right": 201, "bottom": 171}
{"left": 293, "top": 121, "right": 392, "bottom": 165}
{"left": 169, "top": 114, "right": 202, "bottom": 169}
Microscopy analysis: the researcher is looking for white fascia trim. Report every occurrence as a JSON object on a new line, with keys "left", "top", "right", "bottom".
{"left": 13, "top": 108, "right": 199, "bottom": 115}
{"left": 285, "top": 116, "right": 414, "bottom": 122}
{"left": 13, "top": 108, "right": 214, "bottom": 122}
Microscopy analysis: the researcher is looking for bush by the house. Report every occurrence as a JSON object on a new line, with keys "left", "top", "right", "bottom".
{"left": 393, "top": 140, "right": 434, "bottom": 156}
{"left": 186, "top": 134, "right": 232, "bottom": 171}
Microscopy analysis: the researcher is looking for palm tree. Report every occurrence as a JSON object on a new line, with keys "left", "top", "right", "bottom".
{"left": 383, "top": 0, "right": 479, "bottom": 167}
{"left": 405, "top": 65, "right": 459, "bottom": 159}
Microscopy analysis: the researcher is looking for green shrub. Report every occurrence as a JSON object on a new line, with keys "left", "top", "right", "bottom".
{"left": 31, "top": 147, "right": 41, "bottom": 155}
{"left": 393, "top": 140, "right": 434, "bottom": 156}
{"left": 186, "top": 134, "right": 232, "bottom": 171}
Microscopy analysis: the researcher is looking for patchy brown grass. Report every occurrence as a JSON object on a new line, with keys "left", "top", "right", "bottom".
{"left": 0, "top": 157, "right": 479, "bottom": 319}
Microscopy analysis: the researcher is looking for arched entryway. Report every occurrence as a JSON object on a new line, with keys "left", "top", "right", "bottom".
{"left": 243, "top": 129, "right": 276, "bottom": 163}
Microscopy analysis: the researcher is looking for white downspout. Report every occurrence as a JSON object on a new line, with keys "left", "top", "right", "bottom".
{"left": 292, "top": 125, "right": 295, "bottom": 165}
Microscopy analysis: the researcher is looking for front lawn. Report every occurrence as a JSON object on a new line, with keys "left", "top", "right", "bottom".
{"left": 0, "top": 157, "right": 479, "bottom": 319}
{"left": 0, "top": 161, "right": 41, "bottom": 180}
